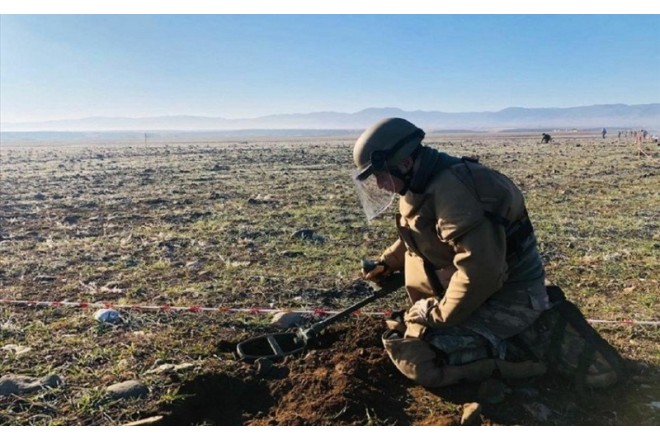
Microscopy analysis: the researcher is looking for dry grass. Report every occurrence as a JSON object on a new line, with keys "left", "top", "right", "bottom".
{"left": 0, "top": 133, "right": 658, "bottom": 425}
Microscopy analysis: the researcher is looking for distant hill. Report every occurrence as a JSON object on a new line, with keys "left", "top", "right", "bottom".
{"left": 2, "top": 104, "right": 659, "bottom": 132}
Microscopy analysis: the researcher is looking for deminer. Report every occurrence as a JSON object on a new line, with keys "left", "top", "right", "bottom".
{"left": 353, "top": 118, "right": 624, "bottom": 389}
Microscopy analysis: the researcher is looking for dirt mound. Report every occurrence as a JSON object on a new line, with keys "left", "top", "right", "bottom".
{"left": 160, "top": 317, "right": 453, "bottom": 425}
{"left": 158, "top": 315, "right": 658, "bottom": 426}
{"left": 249, "top": 319, "right": 416, "bottom": 425}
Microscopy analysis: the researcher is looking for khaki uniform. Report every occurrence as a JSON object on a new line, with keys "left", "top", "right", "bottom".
{"left": 380, "top": 155, "right": 549, "bottom": 357}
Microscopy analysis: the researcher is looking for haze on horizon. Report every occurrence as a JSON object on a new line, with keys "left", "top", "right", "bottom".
{"left": 1, "top": 14, "right": 659, "bottom": 126}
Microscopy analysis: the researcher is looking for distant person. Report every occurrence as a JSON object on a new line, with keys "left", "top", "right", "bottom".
{"left": 635, "top": 130, "right": 653, "bottom": 158}
{"left": 601, "top": 128, "right": 607, "bottom": 139}
{"left": 352, "top": 117, "right": 624, "bottom": 389}
{"left": 634, "top": 130, "right": 645, "bottom": 148}
{"left": 541, "top": 133, "right": 552, "bottom": 144}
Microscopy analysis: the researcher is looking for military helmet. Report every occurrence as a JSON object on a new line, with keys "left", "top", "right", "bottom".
{"left": 353, "top": 118, "right": 425, "bottom": 180}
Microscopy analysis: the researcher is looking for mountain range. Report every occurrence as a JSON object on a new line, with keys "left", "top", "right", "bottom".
{"left": 2, "top": 104, "right": 659, "bottom": 132}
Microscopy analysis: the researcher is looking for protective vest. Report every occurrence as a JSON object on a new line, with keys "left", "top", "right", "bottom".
{"left": 380, "top": 151, "right": 548, "bottom": 344}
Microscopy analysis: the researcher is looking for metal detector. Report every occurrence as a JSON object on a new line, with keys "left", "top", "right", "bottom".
{"left": 236, "top": 261, "right": 404, "bottom": 361}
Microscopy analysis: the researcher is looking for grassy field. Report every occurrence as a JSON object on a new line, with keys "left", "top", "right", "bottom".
{"left": 0, "top": 133, "right": 658, "bottom": 425}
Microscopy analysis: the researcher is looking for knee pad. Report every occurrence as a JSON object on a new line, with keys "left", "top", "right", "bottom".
{"left": 383, "top": 330, "right": 547, "bottom": 388}
{"left": 382, "top": 330, "right": 448, "bottom": 387}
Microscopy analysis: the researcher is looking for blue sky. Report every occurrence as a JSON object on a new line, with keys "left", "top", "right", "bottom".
{"left": 1, "top": 14, "right": 659, "bottom": 123}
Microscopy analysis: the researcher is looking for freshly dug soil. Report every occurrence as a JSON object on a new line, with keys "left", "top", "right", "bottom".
{"left": 159, "top": 316, "right": 655, "bottom": 426}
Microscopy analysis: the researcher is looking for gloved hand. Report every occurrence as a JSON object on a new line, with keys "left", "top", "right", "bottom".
{"left": 384, "top": 309, "right": 407, "bottom": 335}
{"left": 404, "top": 297, "right": 440, "bottom": 326}
{"left": 361, "top": 260, "right": 391, "bottom": 283}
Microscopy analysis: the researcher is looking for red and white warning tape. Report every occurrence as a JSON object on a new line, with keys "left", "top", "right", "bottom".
{"left": 0, "top": 298, "right": 386, "bottom": 317}
{"left": 1, "top": 298, "right": 658, "bottom": 326}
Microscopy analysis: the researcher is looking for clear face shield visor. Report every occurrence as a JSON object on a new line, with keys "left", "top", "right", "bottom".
{"left": 352, "top": 164, "right": 396, "bottom": 222}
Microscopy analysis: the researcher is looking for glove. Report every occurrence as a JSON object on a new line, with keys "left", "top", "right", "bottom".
{"left": 384, "top": 309, "right": 406, "bottom": 335}
{"left": 404, "top": 297, "right": 440, "bottom": 326}
{"left": 361, "top": 260, "right": 391, "bottom": 284}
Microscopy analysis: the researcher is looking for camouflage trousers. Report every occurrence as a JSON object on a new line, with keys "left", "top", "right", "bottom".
{"left": 424, "top": 281, "right": 549, "bottom": 366}
{"left": 424, "top": 326, "right": 495, "bottom": 365}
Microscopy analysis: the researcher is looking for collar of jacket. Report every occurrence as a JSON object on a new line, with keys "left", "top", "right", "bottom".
{"left": 410, "top": 148, "right": 462, "bottom": 193}
{"left": 399, "top": 148, "right": 462, "bottom": 217}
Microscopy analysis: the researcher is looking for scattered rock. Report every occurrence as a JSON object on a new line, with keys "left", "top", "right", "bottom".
{"left": 2, "top": 344, "right": 32, "bottom": 356}
{"left": 63, "top": 215, "right": 80, "bottom": 225}
{"left": 460, "top": 402, "right": 482, "bottom": 425}
{"left": 291, "top": 228, "right": 326, "bottom": 244}
{"left": 42, "top": 374, "right": 63, "bottom": 388}
{"left": 106, "top": 380, "right": 149, "bottom": 400}
{"left": 291, "top": 228, "right": 314, "bottom": 239}
{"left": 271, "top": 311, "right": 305, "bottom": 329}
{"left": 478, "top": 378, "right": 507, "bottom": 404}
{"left": 247, "top": 194, "right": 278, "bottom": 205}
{"left": 94, "top": 309, "right": 123, "bottom": 324}
{"left": 144, "top": 362, "right": 195, "bottom": 375}
{"left": 99, "top": 285, "right": 125, "bottom": 294}
{"left": 0, "top": 374, "right": 64, "bottom": 396}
